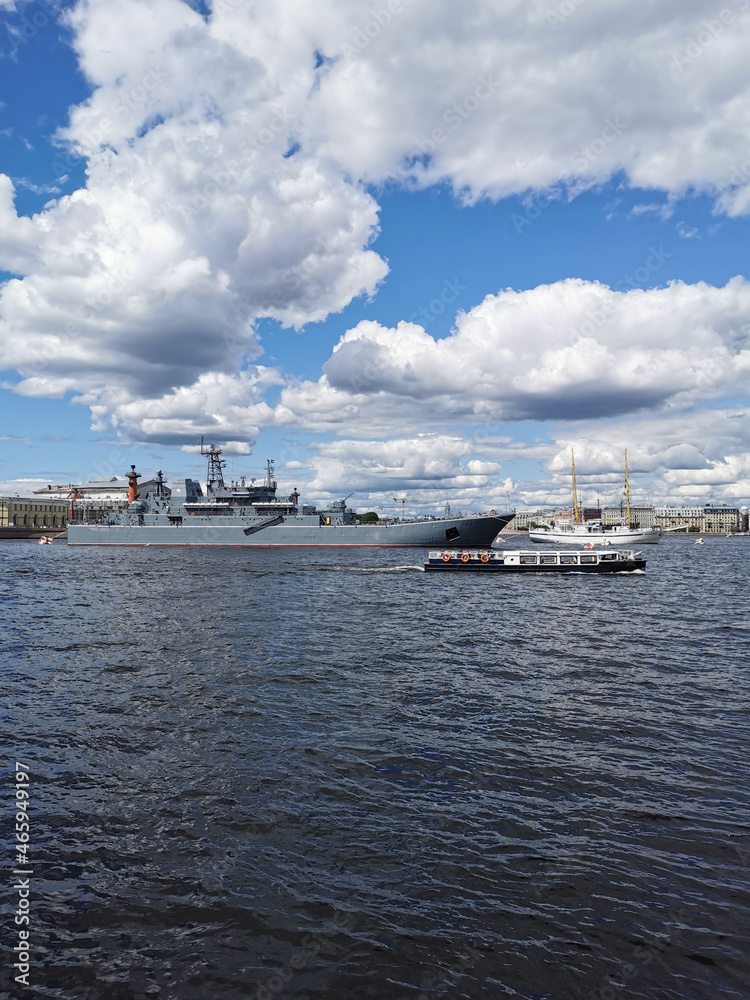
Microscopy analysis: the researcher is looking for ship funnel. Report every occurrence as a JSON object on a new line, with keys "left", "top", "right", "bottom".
{"left": 127, "top": 465, "right": 141, "bottom": 504}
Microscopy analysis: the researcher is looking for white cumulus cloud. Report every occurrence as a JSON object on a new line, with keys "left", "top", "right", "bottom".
{"left": 281, "top": 277, "right": 750, "bottom": 428}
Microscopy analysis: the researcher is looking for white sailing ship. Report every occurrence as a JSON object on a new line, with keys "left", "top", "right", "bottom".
{"left": 529, "top": 520, "right": 662, "bottom": 545}
{"left": 529, "top": 450, "right": 662, "bottom": 546}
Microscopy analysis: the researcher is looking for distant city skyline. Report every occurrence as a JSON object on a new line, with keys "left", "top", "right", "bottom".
{"left": 1, "top": 0, "right": 750, "bottom": 511}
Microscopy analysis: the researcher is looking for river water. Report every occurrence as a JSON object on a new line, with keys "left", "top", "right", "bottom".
{"left": 1, "top": 537, "right": 749, "bottom": 999}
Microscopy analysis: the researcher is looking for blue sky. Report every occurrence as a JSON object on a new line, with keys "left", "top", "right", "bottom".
{"left": 1, "top": 0, "right": 750, "bottom": 512}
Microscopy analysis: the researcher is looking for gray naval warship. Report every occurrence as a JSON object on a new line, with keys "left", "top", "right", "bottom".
{"left": 67, "top": 442, "right": 512, "bottom": 547}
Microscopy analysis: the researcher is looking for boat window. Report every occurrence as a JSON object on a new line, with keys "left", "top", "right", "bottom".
{"left": 559, "top": 554, "right": 577, "bottom": 564}
{"left": 520, "top": 555, "right": 538, "bottom": 564}
{"left": 579, "top": 554, "right": 596, "bottom": 563}
{"left": 539, "top": 555, "right": 557, "bottom": 564}
{"left": 600, "top": 552, "right": 617, "bottom": 560}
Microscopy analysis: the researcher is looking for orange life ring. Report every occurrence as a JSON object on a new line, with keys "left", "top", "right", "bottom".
{"left": 441, "top": 552, "right": 451, "bottom": 562}
{"left": 480, "top": 552, "right": 489, "bottom": 563}
{"left": 461, "top": 552, "right": 470, "bottom": 563}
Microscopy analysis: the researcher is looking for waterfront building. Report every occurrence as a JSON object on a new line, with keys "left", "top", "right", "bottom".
{"left": 701, "top": 503, "right": 740, "bottom": 533}
{"left": 653, "top": 504, "right": 740, "bottom": 532}
{"left": 0, "top": 496, "right": 70, "bottom": 532}
{"left": 509, "top": 509, "right": 551, "bottom": 530}
{"left": 602, "top": 504, "right": 656, "bottom": 528}
{"left": 653, "top": 506, "right": 703, "bottom": 530}
{"left": 653, "top": 506, "right": 702, "bottom": 530}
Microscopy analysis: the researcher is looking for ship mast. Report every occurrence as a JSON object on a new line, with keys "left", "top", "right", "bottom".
{"left": 571, "top": 449, "right": 581, "bottom": 523}
{"left": 624, "top": 449, "right": 631, "bottom": 527}
{"left": 200, "top": 436, "right": 226, "bottom": 491}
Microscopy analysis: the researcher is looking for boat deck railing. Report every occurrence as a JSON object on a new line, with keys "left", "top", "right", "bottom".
{"left": 70, "top": 503, "right": 129, "bottom": 524}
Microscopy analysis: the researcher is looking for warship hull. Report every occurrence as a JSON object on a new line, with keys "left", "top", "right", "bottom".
{"left": 68, "top": 514, "right": 512, "bottom": 547}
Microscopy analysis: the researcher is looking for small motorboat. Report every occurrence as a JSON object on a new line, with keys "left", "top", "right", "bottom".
{"left": 695, "top": 538, "right": 706, "bottom": 545}
{"left": 37, "top": 535, "right": 54, "bottom": 545}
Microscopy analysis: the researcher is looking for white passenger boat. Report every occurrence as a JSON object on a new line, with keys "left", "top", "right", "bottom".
{"left": 424, "top": 548, "right": 646, "bottom": 573}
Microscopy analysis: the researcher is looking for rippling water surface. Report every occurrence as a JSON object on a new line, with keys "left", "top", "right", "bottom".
{"left": 2, "top": 538, "right": 749, "bottom": 999}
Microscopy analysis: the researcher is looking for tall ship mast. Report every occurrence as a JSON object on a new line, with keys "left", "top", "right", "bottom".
{"left": 624, "top": 448, "right": 631, "bottom": 527}
{"left": 571, "top": 449, "right": 581, "bottom": 524}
